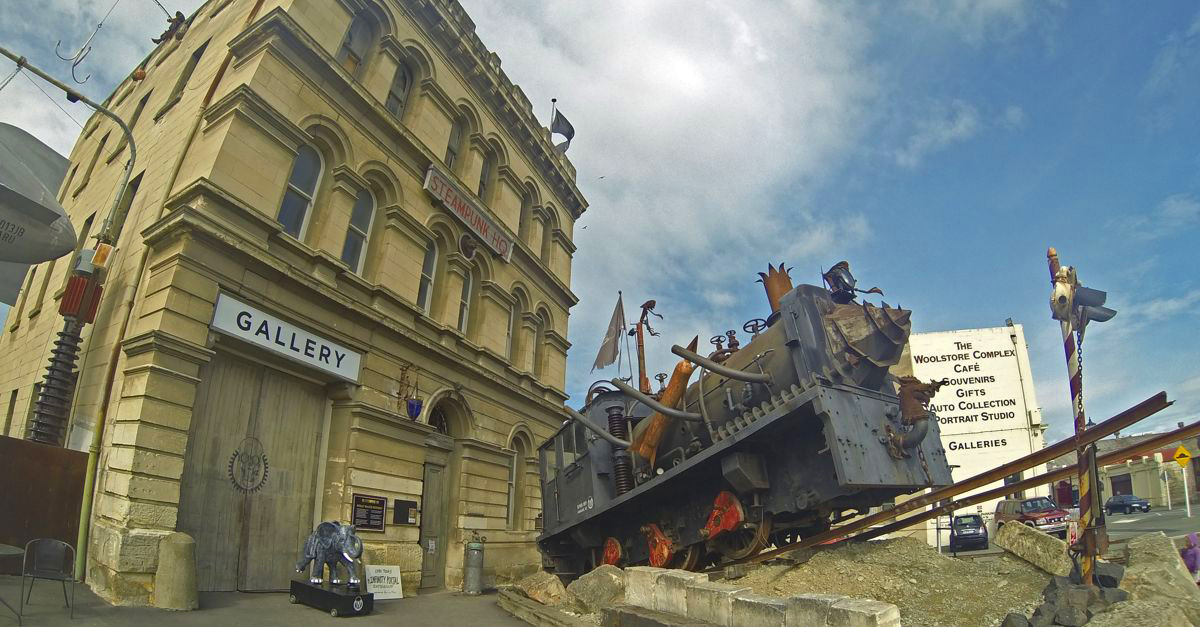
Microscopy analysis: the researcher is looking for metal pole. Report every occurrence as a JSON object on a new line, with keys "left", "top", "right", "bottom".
{"left": 1048, "top": 247, "right": 1094, "bottom": 585}
{"left": 1185, "top": 467, "right": 1192, "bottom": 518}
{"left": 0, "top": 46, "right": 136, "bottom": 246}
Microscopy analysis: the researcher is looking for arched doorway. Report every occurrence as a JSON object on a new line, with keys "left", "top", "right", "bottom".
{"left": 419, "top": 393, "right": 469, "bottom": 590}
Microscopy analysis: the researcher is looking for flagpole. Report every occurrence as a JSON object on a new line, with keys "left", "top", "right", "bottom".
{"left": 551, "top": 98, "right": 558, "bottom": 127}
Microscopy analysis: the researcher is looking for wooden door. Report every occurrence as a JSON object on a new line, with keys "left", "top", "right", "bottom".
{"left": 418, "top": 462, "right": 447, "bottom": 589}
{"left": 178, "top": 355, "right": 263, "bottom": 592}
{"left": 239, "top": 368, "right": 325, "bottom": 591}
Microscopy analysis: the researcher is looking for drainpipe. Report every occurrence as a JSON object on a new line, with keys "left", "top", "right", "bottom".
{"left": 70, "top": 0, "right": 268, "bottom": 580}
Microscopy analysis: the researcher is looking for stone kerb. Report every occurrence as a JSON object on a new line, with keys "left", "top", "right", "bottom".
{"left": 625, "top": 567, "right": 900, "bottom": 627}
{"left": 993, "top": 521, "right": 1073, "bottom": 576}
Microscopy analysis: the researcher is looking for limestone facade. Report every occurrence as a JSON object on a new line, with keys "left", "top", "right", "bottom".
{"left": 0, "top": 0, "right": 584, "bottom": 604}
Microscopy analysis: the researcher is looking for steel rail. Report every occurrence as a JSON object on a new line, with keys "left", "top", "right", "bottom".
{"left": 712, "top": 391, "right": 1168, "bottom": 569}
{"left": 851, "top": 417, "right": 1200, "bottom": 544}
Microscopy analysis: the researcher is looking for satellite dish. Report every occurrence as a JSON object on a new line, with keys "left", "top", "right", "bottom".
{"left": 0, "top": 123, "right": 76, "bottom": 264}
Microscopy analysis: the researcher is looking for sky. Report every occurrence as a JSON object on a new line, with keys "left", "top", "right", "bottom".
{"left": 1, "top": 1, "right": 1197, "bottom": 443}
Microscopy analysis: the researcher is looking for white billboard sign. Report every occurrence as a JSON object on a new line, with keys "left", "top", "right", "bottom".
{"left": 210, "top": 293, "right": 362, "bottom": 383}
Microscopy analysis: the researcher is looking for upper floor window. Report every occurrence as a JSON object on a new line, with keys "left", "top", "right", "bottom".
{"left": 417, "top": 240, "right": 438, "bottom": 312}
{"left": 456, "top": 267, "right": 473, "bottom": 333}
{"left": 340, "top": 188, "right": 374, "bottom": 273}
{"left": 445, "top": 118, "right": 464, "bottom": 171}
{"left": 533, "top": 311, "right": 548, "bottom": 376}
{"left": 278, "top": 145, "right": 322, "bottom": 239}
{"left": 385, "top": 64, "right": 412, "bottom": 118}
{"left": 337, "top": 15, "right": 373, "bottom": 78}
{"left": 477, "top": 152, "right": 493, "bottom": 201}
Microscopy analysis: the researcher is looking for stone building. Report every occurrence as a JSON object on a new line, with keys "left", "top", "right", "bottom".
{"left": 0, "top": 0, "right": 584, "bottom": 604}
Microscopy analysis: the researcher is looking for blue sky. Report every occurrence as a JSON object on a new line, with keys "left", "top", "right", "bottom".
{"left": 2, "top": 1, "right": 1197, "bottom": 442}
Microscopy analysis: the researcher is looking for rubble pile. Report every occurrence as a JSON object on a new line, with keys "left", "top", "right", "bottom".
{"left": 736, "top": 537, "right": 1047, "bottom": 627}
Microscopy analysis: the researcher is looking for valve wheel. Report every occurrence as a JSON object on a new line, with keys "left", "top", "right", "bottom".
{"left": 743, "top": 318, "right": 768, "bottom": 336}
{"left": 709, "top": 335, "right": 725, "bottom": 347}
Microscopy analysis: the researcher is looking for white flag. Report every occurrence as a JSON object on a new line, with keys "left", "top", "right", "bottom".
{"left": 591, "top": 293, "right": 625, "bottom": 372}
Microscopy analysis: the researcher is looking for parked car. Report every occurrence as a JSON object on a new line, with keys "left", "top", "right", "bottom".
{"left": 948, "top": 514, "right": 989, "bottom": 552}
{"left": 994, "top": 497, "right": 1069, "bottom": 539}
{"left": 1105, "top": 494, "right": 1151, "bottom": 515}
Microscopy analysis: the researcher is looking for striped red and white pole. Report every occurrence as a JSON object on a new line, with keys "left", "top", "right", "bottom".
{"left": 1049, "top": 247, "right": 1095, "bottom": 585}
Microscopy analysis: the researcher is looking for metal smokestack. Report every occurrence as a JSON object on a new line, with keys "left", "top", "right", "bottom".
{"left": 757, "top": 263, "right": 793, "bottom": 325}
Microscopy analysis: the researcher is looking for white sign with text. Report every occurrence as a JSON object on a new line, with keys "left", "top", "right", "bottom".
{"left": 364, "top": 565, "right": 404, "bottom": 600}
{"left": 210, "top": 293, "right": 362, "bottom": 382}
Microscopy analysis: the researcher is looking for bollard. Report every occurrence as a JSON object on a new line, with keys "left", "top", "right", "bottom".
{"left": 463, "top": 533, "right": 486, "bottom": 596}
{"left": 154, "top": 532, "right": 198, "bottom": 610}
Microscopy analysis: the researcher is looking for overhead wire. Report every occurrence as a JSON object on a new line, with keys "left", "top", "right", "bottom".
{"left": 22, "top": 71, "right": 84, "bottom": 129}
{"left": 0, "top": 64, "right": 20, "bottom": 93}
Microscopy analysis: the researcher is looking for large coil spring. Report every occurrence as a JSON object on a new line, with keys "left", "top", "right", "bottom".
{"left": 607, "top": 405, "right": 634, "bottom": 495}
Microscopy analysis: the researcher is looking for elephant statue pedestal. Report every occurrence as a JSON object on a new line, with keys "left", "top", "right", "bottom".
{"left": 289, "top": 521, "right": 373, "bottom": 617}
{"left": 289, "top": 579, "right": 374, "bottom": 618}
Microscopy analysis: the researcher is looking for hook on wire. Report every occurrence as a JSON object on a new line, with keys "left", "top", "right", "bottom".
{"left": 53, "top": 0, "right": 125, "bottom": 85}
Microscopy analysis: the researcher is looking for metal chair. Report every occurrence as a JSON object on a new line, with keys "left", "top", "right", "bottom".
{"left": 20, "top": 539, "right": 75, "bottom": 620}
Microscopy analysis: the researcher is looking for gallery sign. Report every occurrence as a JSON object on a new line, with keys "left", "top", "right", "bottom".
{"left": 422, "top": 166, "right": 514, "bottom": 262}
{"left": 210, "top": 293, "right": 362, "bottom": 382}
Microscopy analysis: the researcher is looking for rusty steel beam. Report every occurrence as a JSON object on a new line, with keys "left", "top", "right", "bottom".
{"left": 728, "top": 391, "right": 1169, "bottom": 567}
{"left": 852, "top": 417, "right": 1200, "bottom": 543}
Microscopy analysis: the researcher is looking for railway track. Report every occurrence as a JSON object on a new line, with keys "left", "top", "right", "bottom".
{"left": 705, "top": 391, "right": 1176, "bottom": 572}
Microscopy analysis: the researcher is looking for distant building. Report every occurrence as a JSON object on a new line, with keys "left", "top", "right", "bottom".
{"left": 1049, "top": 428, "right": 1200, "bottom": 508}
{"left": 891, "top": 323, "right": 1049, "bottom": 545}
{"left": 0, "top": 0, "right": 584, "bottom": 604}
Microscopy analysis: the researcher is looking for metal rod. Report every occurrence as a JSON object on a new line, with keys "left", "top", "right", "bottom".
{"left": 564, "top": 406, "right": 631, "bottom": 448}
{"left": 0, "top": 46, "right": 136, "bottom": 247}
{"left": 853, "top": 417, "right": 1200, "bottom": 544}
{"left": 721, "top": 392, "right": 1169, "bottom": 568}
{"left": 609, "top": 378, "right": 703, "bottom": 422}
{"left": 671, "top": 345, "right": 772, "bottom": 384}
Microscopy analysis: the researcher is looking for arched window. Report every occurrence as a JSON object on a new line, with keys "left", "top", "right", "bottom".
{"left": 445, "top": 117, "right": 464, "bottom": 172}
{"left": 337, "top": 15, "right": 373, "bottom": 78}
{"left": 533, "top": 311, "right": 548, "bottom": 377}
{"left": 506, "top": 303, "right": 518, "bottom": 359}
{"left": 417, "top": 239, "right": 438, "bottom": 313}
{"left": 385, "top": 63, "right": 412, "bottom": 117}
{"left": 518, "top": 190, "right": 533, "bottom": 242}
{"left": 540, "top": 210, "right": 557, "bottom": 267}
{"left": 340, "top": 188, "right": 374, "bottom": 273}
{"left": 477, "top": 151, "right": 493, "bottom": 201}
{"left": 278, "top": 145, "right": 322, "bottom": 239}
{"left": 507, "top": 435, "right": 529, "bottom": 530}
{"left": 456, "top": 266, "right": 473, "bottom": 333}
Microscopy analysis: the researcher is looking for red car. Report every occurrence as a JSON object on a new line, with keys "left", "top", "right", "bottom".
{"left": 994, "top": 497, "right": 1069, "bottom": 539}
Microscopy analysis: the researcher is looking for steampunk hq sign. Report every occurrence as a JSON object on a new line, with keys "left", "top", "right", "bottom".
{"left": 423, "top": 166, "right": 514, "bottom": 262}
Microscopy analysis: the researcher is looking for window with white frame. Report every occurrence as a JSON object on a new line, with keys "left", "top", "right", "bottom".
{"left": 277, "top": 145, "right": 322, "bottom": 239}
{"left": 456, "top": 267, "right": 473, "bottom": 333}
{"left": 385, "top": 63, "right": 412, "bottom": 118}
{"left": 445, "top": 117, "right": 464, "bottom": 171}
{"left": 340, "top": 188, "right": 374, "bottom": 272}
{"left": 417, "top": 240, "right": 438, "bottom": 312}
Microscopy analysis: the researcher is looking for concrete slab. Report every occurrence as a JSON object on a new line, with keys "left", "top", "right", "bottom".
{"left": 684, "top": 581, "right": 749, "bottom": 626}
{"left": 1, "top": 575, "right": 524, "bottom": 626}
{"left": 625, "top": 567, "right": 668, "bottom": 609}
{"left": 653, "top": 571, "right": 708, "bottom": 615}
{"left": 601, "top": 603, "right": 716, "bottom": 626}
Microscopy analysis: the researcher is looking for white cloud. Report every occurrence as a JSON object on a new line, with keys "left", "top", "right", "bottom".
{"left": 999, "top": 104, "right": 1026, "bottom": 129}
{"left": 893, "top": 100, "right": 980, "bottom": 169}
{"left": 903, "top": 0, "right": 1037, "bottom": 46}
{"left": 1115, "top": 193, "right": 1200, "bottom": 240}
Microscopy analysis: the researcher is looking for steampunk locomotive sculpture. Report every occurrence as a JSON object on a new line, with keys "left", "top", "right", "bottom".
{"left": 536, "top": 263, "right": 953, "bottom": 578}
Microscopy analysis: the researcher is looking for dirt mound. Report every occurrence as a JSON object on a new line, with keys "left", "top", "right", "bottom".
{"left": 736, "top": 537, "right": 1046, "bottom": 627}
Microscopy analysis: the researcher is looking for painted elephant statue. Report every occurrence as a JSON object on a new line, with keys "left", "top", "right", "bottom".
{"left": 295, "top": 521, "right": 364, "bottom": 585}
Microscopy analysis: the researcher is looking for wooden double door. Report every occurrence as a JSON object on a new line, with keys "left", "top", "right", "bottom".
{"left": 177, "top": 352, "right": 326, "bottom": 591}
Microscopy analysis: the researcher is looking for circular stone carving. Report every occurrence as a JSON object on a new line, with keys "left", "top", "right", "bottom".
{"left": 228, "top": 437, "right": 269, "bottom": 493}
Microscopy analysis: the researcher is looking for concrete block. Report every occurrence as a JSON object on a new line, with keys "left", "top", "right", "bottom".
{"left": 731, "top": 594, "right": 789, "bottom": 626}
{"left": 653, "top": 570, "right": 708, "bottom": 615}
{"left": 994, "top": 521, "right": 1072, "bottom": 576}
{"left": 153, "top": 532, "right": 198, "bottom": 610}
{"left": 625, "top": 566, "right": 668, "bottom": 609}
{"left": 685, "top": 581, "right": 749, "bottom": 626}
{"left": 788, "top": 593, "right": 844, "bottom": 625}
{"left": 828, "top": 597, "right": 901, "bottom": 627}
{"left": 1120, "top": 532, "right": 1200, "bottom": 625}
{"left": 601, "top": 604, "right": 714, "bottom": 627}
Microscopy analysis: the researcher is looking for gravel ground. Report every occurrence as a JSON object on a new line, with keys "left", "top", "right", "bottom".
{"left": 736, "top": 537, "right": 1048, "bottom": 627}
